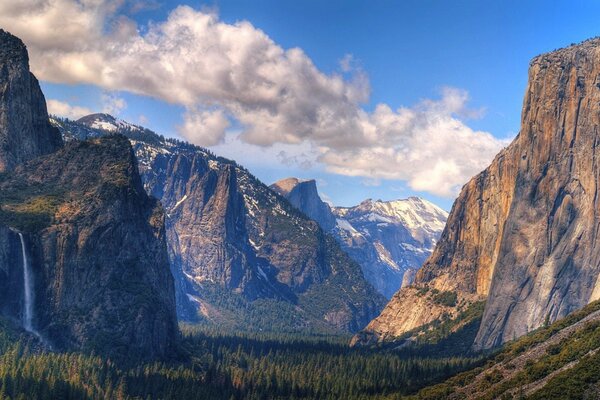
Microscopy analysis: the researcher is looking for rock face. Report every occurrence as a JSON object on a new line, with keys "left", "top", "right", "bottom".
{"left": 400, "top": 268, "right": 417, "bottom": 288}
{"left": 271, "top": 178, "right": 336, "bottom": 231}
{"left": 55, "top": 116, "right": 385, "bottom": 333}
{"left": 355, "top": 38, "right": 600, "bottom": 349}
{"left": 0, "top": 30, "right": 62, "bottom": 172}
{"left": 0, "top": 136, "right": 178, "bottom": 359}
{"left": 271, "top": 177, "right": 448, "bottom": 299}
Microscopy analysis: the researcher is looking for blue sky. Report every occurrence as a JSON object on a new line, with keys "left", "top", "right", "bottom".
{"left": 8, "top": 0, "right": 600, "bottom": 209}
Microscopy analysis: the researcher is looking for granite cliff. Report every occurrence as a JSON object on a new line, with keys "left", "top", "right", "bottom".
{"left": 0, "top": 29, "right": 62, "bottom": 172}
{"left": 355, "top": 38, "right": 600, "bottom": 349}
{"left": 0, "top": 135, "right": 178, "bottom": 359}
{"left": 271, "top": 178, "right": 336, "bottom": 231}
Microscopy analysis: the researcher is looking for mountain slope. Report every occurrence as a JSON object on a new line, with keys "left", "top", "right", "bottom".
{"left": 412, "top": 300, "right": 600, "bottom": 400}
{"left": 333, "top": 197, "right": 447, "bottom": 298}
{"left": 54, "top": 115, "right": 386, "bottom": 333}
{"left": 355, "top": 38, "right": 600, "bottom": 349}
{"left": 271, "top": 177, "right": 447, "bottom": 299}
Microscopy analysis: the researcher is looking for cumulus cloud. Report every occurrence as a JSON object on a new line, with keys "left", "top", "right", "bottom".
{"left": 318, "top": 88, "right": 510, "bottom": 196}
{"left": 178, "top": 109, "right": 230, "bottom": 146}
{"left": 47, "top": 99, "right": 93, "bottom": 119}
{"left": 101, "top": 92, "right": 127, "bottom": 115}
{"left": 0, "top": 0, "right": 508, "bottom": 197}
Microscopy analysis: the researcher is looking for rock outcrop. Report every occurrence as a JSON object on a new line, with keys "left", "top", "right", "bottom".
{"left": 0, "top": 30, "right": 62, "bottom": 172}
{"left": 55, "top": 116, "right": 385, "bottom": 334}
{"left": 271, "top": 178, "right": 336, "bottom": 231}
{"left": 0, "top": 135, "right": 178, "bottom": 359}
{"left": 0, "top": 30, "right": 176, "bottom": 359}
{"left": 355, "top": 38, "right": 600, "bottom": 349}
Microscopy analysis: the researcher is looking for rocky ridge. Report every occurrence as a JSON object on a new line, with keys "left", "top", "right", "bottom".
{"left": 0, "top": 29, "right": 62, "bottom": 172}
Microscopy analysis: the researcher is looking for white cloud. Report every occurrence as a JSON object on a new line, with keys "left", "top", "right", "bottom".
{"left": 47, "top": 99, "right": 93, "bottom": 119}
{"left": 318, "top": 88, "right": 510, "bottom": 196}
{"left": 101, "top": 92, "right": 127, "bottom": 115}
{"left": 0, "top": 0, "right": 509, "bottom": 197}
{"left": 178, "top": 109, "right": 230, "bottom": 146}
{"left": 339, "top": 54, "right": 354, "bottom": 73}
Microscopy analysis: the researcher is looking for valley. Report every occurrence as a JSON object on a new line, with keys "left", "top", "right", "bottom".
{"left": 0, "top": 4, "right": 600, "bottom": 399}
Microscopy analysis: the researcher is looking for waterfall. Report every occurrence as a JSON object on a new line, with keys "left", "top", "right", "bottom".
{"left": 18, "top": 233, "right": 34, "bottom": 331}
{"left": 18, "top": 233, "right": 36, "bottom": 334}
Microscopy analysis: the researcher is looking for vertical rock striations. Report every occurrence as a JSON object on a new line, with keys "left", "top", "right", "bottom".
{"left": 355, "top": 38, "right": 600, "bottom": 349}
{"left": 0, "top": 30, "right": 62, "bottom": 171}
{"left": 475, "top": 38, "right": 600, "bottom": 349}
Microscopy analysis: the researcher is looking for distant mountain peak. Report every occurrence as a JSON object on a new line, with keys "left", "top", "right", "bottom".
{"left": 270, "top": 177, "right": 335, "bottom": 231}
{"left": 271, "top": 177, "right": 448, "bottom": 299}
{"left": 271, "top": 177, "right": 315, "bottom": 196}
{"left": 77, "top": 113, "right": 141, "bottom": 133}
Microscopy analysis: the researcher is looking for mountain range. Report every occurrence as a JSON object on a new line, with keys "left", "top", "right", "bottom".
{"left": 271, "top": 178, "right": 448, "bottom": 298}
{"left": 2, "top": 24, "right": 600, "bottom": 399}
{"left": 54, "top": 113, "right": 386, "bottom": 334}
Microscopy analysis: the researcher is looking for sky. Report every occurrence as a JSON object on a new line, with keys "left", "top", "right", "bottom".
{"left": 2, "top": 1, "right": 600, "bottom": 209}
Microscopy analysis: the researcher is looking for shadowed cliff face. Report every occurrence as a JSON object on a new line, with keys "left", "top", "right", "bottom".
{"left": 271, "top": 178, "right": 337, "bottom": 231}
{"left": 0, "top": 29, "right": 177, "bottom": 359}
{"left": 0, "top": 136, "right": 178, "bottom": 359}
{"left": 0, "top": 30, "right": 62, "bottom": 172}
{"left": 355, "top": 38, "right": 600, "bottom": 349}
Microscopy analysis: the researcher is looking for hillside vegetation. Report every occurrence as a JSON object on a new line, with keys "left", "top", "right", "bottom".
{"left": 410, "top": 300, "right": 600, "bottom": 400}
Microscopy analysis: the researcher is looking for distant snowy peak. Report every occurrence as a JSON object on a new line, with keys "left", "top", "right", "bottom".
{"left": 272, "top": 176, "right": 449, "bottom": 298}
{"left": 77, "top": 113, "right": 141, "bottom": 133}
{"left": 334, "top": 197, "right": 448, "bottom": 241}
